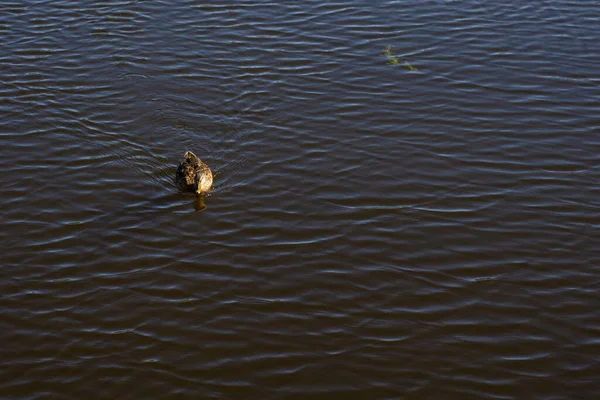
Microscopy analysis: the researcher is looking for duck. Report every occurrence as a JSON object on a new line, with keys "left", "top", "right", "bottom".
{"left": 175, "top": 151, "right": 213, "bottom": 195}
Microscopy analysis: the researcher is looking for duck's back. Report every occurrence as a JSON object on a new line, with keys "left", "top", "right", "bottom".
{"left": 176, "top": 151, "right": 212, "bottom": 193}
{"left": 176, "top": 161, "right": 196, "bottom": 188}
{"left": 176, "top": 152, "right": 199, "bottom": 189}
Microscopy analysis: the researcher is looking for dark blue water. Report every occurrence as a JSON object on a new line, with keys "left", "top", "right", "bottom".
{"left": 1, "top": 1, "right": 599, "bottom": 398}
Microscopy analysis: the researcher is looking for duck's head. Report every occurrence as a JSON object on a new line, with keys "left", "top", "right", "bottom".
{"left": 184, "top": 151, "right": 198, "bottom": 164}
{"left": 195, "top": 169, "right": 213, "bottom": 195}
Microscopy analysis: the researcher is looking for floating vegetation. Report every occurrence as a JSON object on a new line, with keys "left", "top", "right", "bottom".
{"left": 384, "top": 45, "right": 418, "bottom": 71}
{"left": 384, "top": 45, "right": 398, "bottom": 65}
{"left": 403, "top": 61, "right": 418, "bottom": 71}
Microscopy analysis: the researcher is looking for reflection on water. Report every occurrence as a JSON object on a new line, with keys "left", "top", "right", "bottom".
{"left": 193, "top": 195, "right": 207, "bottom": 212}
{"left": 1, "top": 0, "right": 599, "bottom": 398}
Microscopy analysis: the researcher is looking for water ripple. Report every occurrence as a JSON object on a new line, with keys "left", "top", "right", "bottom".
{"left": 2, "top": 0, "right": 600, "bottom": 399}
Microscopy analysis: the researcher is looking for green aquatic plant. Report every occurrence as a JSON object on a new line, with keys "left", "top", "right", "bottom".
{"left": 384, "top": 45, "right": 399, "bottom": 65}
{"left": 403, "top": 61, "right": 417, "bottom": 71}
{"left": 384, "top": 45, "right": 418, "bottom": 70}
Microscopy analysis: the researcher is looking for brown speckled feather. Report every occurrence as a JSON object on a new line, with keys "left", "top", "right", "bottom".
{"left": 175, "top": 151, "right": 213, "bottom": 194}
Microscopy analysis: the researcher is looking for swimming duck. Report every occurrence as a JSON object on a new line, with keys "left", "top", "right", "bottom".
{"left": 175, "top": 151, "right": 213, "bottom": 195}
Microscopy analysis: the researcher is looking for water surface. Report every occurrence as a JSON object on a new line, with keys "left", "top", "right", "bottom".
{"left": 1, "top": 1, "right": 599, "bottom": 398}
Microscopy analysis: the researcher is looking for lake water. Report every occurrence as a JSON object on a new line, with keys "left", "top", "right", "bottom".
{"left": 1, "top": 1, "right": 599, "bottom": 398}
